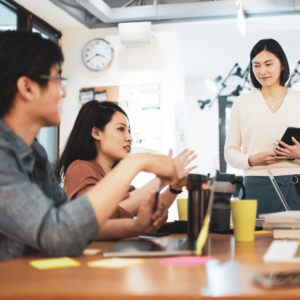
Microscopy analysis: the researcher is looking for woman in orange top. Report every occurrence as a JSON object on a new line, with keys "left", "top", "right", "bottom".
{"left": 55, "top": 100, "right": 196, "bottom": 239}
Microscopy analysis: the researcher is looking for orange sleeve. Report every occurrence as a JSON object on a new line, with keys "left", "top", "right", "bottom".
{"left": 63, "top": 161, "right": 133, "bottom": 219}
{"left": 64, "top": 161, "right": 99, "bottom": 200}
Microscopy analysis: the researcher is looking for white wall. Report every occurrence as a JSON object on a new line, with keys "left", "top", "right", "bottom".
{"left": 60, "top": 23, "right": 184, "bottom": 155}
{"left": 185, "top": 78, "right": 219, "bottom": 176}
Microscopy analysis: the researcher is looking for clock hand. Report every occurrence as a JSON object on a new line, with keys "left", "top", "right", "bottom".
{"left": 86, "top": 53, "right": 105, "bottom": 63}
{"left": 86, "top": 55, "right": 97, "bottom": 63}
{"left": 96, "top": 53, "right": 105, "bottom": 58}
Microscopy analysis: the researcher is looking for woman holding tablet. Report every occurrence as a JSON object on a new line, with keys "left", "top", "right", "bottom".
{"left": 56, "top": 100, "right": 197, "bottom": 239}
{"left": 225, "top": 39, "right": 300, "bottom": 215}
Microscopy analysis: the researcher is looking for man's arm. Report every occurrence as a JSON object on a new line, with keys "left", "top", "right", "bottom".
{"left": 86, "top": 153, "right": 176, "bottom": 227}
{"left": 0, "top": 153, "right": 176, "bottom": 257}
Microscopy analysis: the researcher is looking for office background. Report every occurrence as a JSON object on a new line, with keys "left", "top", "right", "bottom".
{"left": 2, "top": 0, "right": 300, "bottom": 220}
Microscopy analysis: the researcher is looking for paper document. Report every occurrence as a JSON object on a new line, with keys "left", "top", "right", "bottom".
{"left": 260, "top": 211, "right": 300, "bottom": 219}
{"left": 140, "top": 106, "right": 161, "bottom": 139}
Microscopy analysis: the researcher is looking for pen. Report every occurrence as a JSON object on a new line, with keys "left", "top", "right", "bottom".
{"left": 154, "top": 184, "right": 161, "bottom": 213}
{"left": 155, "top": 185, "right": 160, "bottom": 201}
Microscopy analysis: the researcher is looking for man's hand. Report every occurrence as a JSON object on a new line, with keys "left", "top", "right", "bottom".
{"left": 133, "top": 192, "right": 168, "bottom": 235}
{"left": 248, "top": 151, "right": 281, "bottom": 166}
{"left": 273, "top": 138, "right": 300, "bottom": 160}
{"left": 167, "top": 149, "right": 197, "bottom": 190}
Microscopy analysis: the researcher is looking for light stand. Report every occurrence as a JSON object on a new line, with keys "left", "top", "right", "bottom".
{"left": 208, "top": 63, "right": 240, "bottom": 107}
{"left": 198, "top": 99, "right": 211, "bottom": 110}
{"left": 287, "top": 61, "right": 300, "bottom": 88}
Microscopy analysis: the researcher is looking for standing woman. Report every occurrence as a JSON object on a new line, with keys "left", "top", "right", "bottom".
{"left": 225, "top": 39, "right": 300, "bottom": 215}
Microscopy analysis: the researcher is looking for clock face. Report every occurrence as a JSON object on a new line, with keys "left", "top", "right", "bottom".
{"left": 82, "top": 38, "right": 114, "bottom": 71}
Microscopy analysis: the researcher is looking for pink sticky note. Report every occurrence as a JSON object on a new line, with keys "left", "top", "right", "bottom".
{"left": 160, "top": 256, "right": 213, "bottom": 267}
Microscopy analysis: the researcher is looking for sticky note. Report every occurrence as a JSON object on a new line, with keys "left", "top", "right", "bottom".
{"left": 83, "top": 249, "right": 101, "bottom": 255}
{"left": 29, "top": 257, "right": 81, "bottom": 270}
{"left": 255, "top": 231, "right": 272, "bottom": 235}
{"left": 88, "top": 258, "right": 144, "bottom": 269}
{"left": 160, "top": 256, "right": 213, "bottom": 266}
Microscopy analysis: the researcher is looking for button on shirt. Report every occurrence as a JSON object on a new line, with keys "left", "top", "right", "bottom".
{"left": 0, "top": 120, "right": 99, "bottom": 262}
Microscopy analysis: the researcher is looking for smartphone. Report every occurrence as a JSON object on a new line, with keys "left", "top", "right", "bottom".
{"left": 251, "top": 271, "right": 300, "bottom": 288}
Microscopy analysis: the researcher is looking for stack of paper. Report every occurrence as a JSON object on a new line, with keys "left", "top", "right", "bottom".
{"left": 259, "top": 211, "right": 300, "bottom": 239}
{"left": 263, "top": 240, "right": 300, "bottom": 262}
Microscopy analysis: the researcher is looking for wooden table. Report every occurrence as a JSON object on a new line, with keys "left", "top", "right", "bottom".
{"left": 1, "top": 233, "right": 300, "bottom": 300}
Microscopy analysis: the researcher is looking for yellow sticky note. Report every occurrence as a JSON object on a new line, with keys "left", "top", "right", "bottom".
{"left": 29, "top": 257, "right": 81, "bottom": 270}
{"left": 255, "top": 231, "right": 272, "bottom": 235}
{"left": 88, "top": 258, "right": 144, "bottom": 269}
{"left": 83, "top": 249, "right": 101, "bottom": 255}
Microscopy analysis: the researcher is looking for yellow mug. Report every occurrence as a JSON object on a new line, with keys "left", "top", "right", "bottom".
{"left": 231, "top": 200, "right": 257, "bottom": 242}
{"left": 177, "top": 198, "right": 188, "bottom": 221}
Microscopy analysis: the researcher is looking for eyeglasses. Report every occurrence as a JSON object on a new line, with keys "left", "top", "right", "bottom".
{"left": 39, "top": 75, "right": 68, "bottom": 87}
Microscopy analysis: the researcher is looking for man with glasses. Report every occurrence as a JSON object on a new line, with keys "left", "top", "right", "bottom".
{"left": 0, "top": 30, "right": 178, "bottom": 262}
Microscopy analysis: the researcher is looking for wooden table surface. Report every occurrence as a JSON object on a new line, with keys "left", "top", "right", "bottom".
{"left": 1, "top": 233, "right": 300, "bottom": 300}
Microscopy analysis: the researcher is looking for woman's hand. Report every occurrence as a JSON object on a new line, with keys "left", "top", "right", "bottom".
{"left": 133, "top": 192, "right": 168, "bottom": 235}
{"left": 248, "top": 151, "right": 280, "bottom": 166}
{"left": 273, "top": 137, "right": 300, "bottom": 160}
{"left": 167, "top": 149, "right": 197, "bottom": 189}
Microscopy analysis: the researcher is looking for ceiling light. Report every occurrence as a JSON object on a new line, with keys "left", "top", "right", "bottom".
{"left": 205, "top": 76, "right": 222, "bottom": 91}
{"left": 236, "top": 1, "right": 246, "bottom": 37}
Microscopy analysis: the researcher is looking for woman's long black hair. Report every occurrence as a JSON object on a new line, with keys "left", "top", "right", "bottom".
{"left": 55, "top": 100, "right": 128, "bottom": 183}
{"left": 250, "top": 39, "right": 290, "bottom": 89}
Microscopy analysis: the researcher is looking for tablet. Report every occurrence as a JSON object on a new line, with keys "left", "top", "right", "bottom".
{"left": 279, "top": 127, "right": 300, "bottom": 161}
{"left": 280, "top": 127, "right": 300, "bottom": 147}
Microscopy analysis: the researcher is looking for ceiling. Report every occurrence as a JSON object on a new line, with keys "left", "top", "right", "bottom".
{"left": 176, "top": 13, "right": 300, "bottom": 78}
{"left": 13, "top": 0, "right": 300, "bottom": 81}
{"left": 48, "top": 0, "right": 300, "bottom": 29}
{"left": 14, "top": 0, "right": 86, "bottom": 30}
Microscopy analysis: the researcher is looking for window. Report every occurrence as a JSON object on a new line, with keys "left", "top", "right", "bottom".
{"left": 0, "top": 2, "right": 17, "bottom": 30}
{"left": 0, "top": 0, "right": 62, "bottom": 168}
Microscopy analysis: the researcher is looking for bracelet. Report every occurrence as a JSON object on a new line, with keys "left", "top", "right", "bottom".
{"left": 169, "top": 185, "right": 183, "bottom": 194}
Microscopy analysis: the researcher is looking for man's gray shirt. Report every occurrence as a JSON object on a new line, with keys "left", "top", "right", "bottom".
{"left": 0, "top": 120, "right": 99, "bottom": 262}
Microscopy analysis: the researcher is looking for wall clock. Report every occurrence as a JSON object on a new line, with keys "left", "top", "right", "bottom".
{"left": 82, "top": 38, "right": 114, "bottom": 71}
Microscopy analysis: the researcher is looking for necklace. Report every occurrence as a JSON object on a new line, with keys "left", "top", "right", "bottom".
{"left": 263, "top": 88, "right": 287, "bottom": 111}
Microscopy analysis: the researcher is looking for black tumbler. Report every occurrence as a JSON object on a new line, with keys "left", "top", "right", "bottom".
{"left": 187, "top": 174, "right": 210, "bottom": 239}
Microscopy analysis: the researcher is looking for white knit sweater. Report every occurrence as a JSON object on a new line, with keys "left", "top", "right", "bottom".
{"left": 225, "top": 89, "right": 300, "bottom": 176}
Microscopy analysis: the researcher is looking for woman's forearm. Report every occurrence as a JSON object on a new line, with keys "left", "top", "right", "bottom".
{"left": 118, "top": 177, "right": 162, "bottom": 215}
{"left": 161, "top": 188, "right": 178, "bottom": 208}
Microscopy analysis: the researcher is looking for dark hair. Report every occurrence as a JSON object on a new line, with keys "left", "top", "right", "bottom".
{"left": 249, "top": 39, "right": 290, "bottom": 89}
{"left": 0, "top": 30, "right": 64, "bottom": 118}
{"left": 55, "top": 100, "right": 129, "bottom": 183}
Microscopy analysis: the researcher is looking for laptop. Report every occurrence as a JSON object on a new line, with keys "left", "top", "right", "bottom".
{"left": 266, "top": 168, "right": 290, "bottom": 211}
{"left": 103, "top": 171, "right": 216, "bottom": 258}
